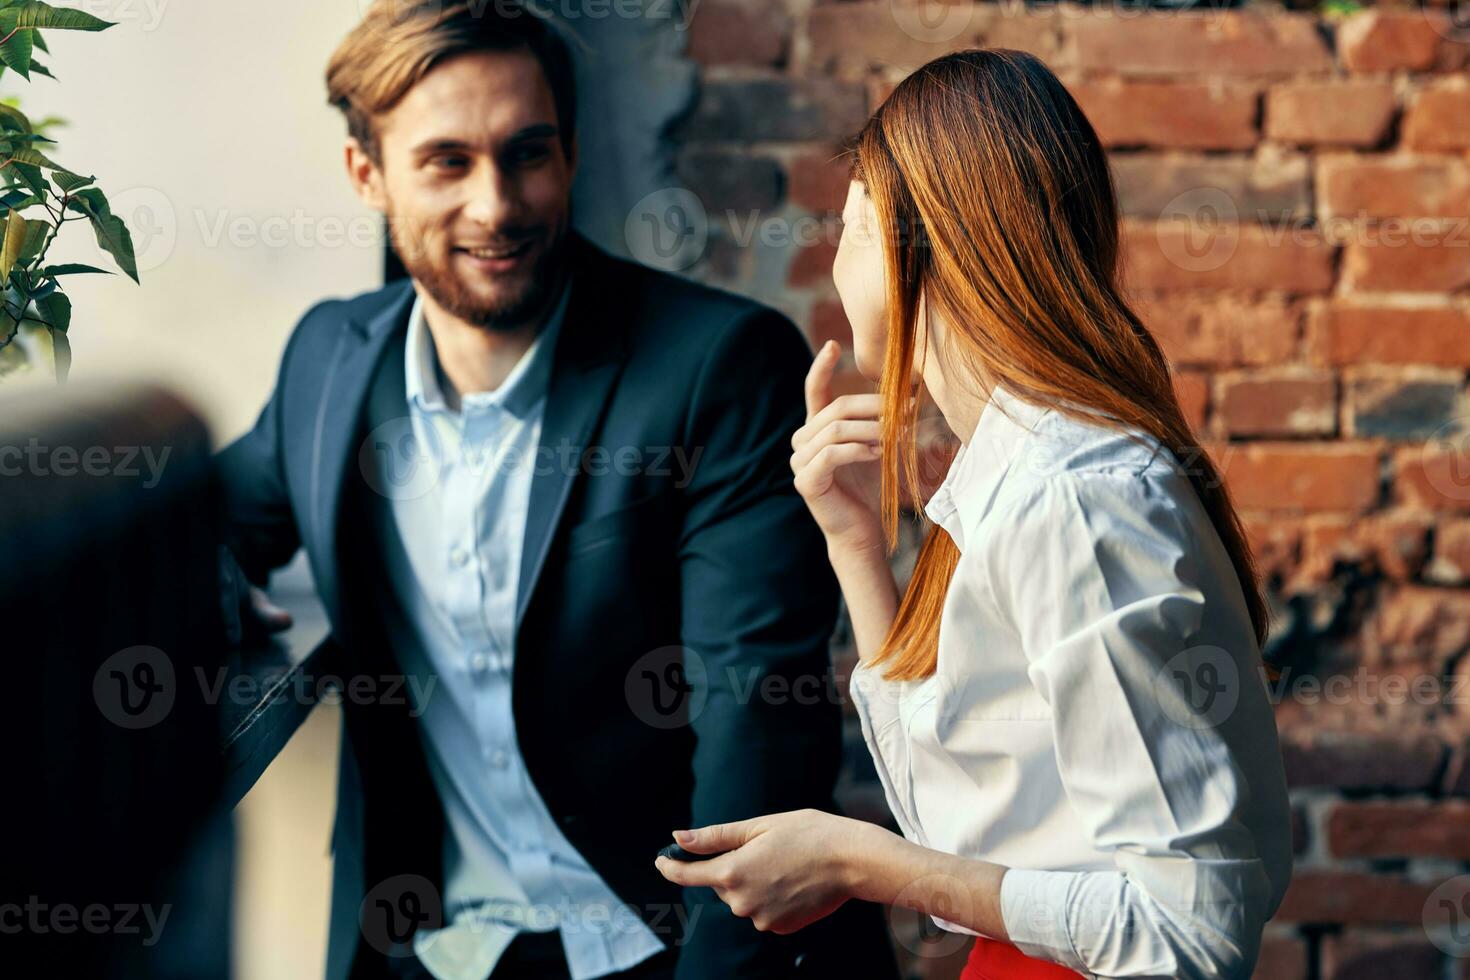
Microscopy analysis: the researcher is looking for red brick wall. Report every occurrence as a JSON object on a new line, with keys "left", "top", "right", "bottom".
{"left": 672, "top": 2, "right": 1470, "bottom": 977}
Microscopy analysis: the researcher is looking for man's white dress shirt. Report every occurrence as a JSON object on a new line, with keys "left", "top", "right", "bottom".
{"left": 364, "top": 282, "right": 665, "bottom": 980}
{"left": 849, "top": 385, "right": 1293, "bottom": 979}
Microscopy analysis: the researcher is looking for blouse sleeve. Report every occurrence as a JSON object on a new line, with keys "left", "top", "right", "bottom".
{"left": 982, "top": 470, "right": 1288, "bottom": 980}
{"left": 847, "top": 659, "right": 921, "bottom": 843}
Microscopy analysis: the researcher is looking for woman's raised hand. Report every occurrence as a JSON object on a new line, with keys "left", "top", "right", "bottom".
{"left": 791, "top": 341, "right": 884, "bottom": 554}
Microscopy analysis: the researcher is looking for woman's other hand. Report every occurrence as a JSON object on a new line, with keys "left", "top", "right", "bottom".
{"left": 791, "top": 341, "right": 885, "bottom": 555}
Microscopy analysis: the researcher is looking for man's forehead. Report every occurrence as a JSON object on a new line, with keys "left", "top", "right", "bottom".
{"left": 381, "top": 49, "right": 557, "bottom": 148}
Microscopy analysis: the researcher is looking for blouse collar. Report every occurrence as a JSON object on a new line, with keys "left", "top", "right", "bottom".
{"left": 922, "top": 385, "right": 1054, "bottom": 551}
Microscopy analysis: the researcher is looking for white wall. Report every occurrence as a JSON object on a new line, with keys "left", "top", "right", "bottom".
{"left": 17, "top": 0, "right": 380, "bottom": 440}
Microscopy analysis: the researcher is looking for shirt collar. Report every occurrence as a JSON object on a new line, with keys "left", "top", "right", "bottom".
{"left": 922, "top": 385, "right": 1054, "bottom": 550}
{"left": 404, "top": 274, "right": 572, "bottom": 421}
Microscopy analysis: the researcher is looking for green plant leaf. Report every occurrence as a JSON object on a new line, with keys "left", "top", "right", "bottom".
{"left": 0, "top": 208, "right": 31, "bottom": 280}
{"left": 67, "top": 187, "right": 138, "bottom": 283}
{"left": 0, "top": 25, "right": 33, "bottom": 78}
{"left": 64, "top": 183, "right": 103, "bottom": 211}
{"left": 16, "top": 210, "right": 43, "bottom": 261}
{"left": 0, "top": 102, "right": 29, "bottom": 132}
{"left": 50, "top": 325, "right": 67, "bottom": 379}
{"left": 37, "top": 287, "right": 67, "bottom": 332}
{"left": 0, "top": 295, "right": 18, "bottom": 348}
{"left": 0, "top": 187, "right": 34, "bottom": 208}
{"left": 4, "top": 144, "right": 74, "bottom": 173}
{"left": 26, "top": 59, "right": 50, "bottom": 79}
{"left": 39, "top": 262, "right": 109, "bottom": 276}
{"left": 50, "top": 168, "right": 91, "bottom": 193}
{"left": 7, "top": 159, "right": 44, "bottom": 197}
{"left": 0, "top": 2, "right": 115, "bottom": 32}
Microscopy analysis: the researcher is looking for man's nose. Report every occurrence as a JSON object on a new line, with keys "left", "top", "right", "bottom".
{"left": 461, "top": 162, "right": 518, "bottom": 228}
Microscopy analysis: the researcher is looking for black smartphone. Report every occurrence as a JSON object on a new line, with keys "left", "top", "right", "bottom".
{"left": 657, "top": 842, "right": 716, "bottom": 862}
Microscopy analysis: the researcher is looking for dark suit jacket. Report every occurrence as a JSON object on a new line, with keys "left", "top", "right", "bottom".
{"left": 218, "top": 233, "right": 899, "bottom": 980}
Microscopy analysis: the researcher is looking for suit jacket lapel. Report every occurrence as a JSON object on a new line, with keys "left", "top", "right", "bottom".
{"left": 515, "top": 237, "right": 629, "bottom": 632}
{"left": 306, "top": 236, "right": 627, "bottom": 636}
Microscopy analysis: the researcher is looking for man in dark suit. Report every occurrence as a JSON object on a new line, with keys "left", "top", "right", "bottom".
{"left": 218, "top": 3, "right": 898, "bottom": 979}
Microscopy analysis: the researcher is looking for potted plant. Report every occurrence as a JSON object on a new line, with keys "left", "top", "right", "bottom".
{"left": 0, "top": 1, "right": 137, "bottom": 382}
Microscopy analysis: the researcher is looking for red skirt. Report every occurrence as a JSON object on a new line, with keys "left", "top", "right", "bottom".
{"left": 959, "top": 936, "right": 1085, "bottom": 980}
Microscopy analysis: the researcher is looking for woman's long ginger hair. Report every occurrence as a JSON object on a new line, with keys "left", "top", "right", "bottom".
{"left": 856, "top": 49, "right": 1268, "bottom": 681}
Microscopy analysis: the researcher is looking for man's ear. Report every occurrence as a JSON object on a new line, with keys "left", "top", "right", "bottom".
{"left": 344, "top": 137, "right": 387, "bottom": 213}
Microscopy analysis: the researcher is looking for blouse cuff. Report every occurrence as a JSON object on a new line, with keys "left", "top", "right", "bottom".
{"left": 999, "top": 867, "right": 1090, "bottom": 976}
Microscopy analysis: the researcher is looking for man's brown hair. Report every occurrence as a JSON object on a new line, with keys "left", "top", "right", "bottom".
{"left": 325, "top": 0, "right": 577, "bottom": 165}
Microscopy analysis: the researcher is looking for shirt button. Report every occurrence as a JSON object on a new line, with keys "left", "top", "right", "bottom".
{"left": 450, "top": 547, "right": 470, "bottom": 568}
{"left": 490, "top": 749, "right": 509, "bottom": 769}
{"left": 464, "top": 448, "right": 484, "bottom": 467}
{"left": 469, "top": 651, "right": 490, "bottom": 673}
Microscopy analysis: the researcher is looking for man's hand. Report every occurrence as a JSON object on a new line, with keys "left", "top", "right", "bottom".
{"left": 246, "top": 586, "right": 293, "bottom": 634}
{"left": 219, "top": 546, "right": 293, "bottom": 645}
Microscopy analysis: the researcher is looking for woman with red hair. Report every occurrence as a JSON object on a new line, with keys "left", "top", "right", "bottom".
{"left": 657, "top": 50, "right": 1292, "bottom": 979}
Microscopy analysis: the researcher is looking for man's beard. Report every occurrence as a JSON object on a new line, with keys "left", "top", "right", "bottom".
{"left": 387, "top": 211, "right": 569, "bottom": 331}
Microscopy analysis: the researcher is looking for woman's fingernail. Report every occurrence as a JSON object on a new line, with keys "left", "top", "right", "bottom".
{"left": 673, "top": 829, "right": 695, "bottom": 844}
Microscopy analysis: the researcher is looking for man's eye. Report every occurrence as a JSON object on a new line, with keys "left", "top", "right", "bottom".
{"left": 508, "top": 145, "right": 550, "bottom": 167}
{"left": 429, "top": 155, "right": 468, "bottom": 170}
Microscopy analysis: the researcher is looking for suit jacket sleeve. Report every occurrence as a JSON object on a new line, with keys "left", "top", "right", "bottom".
{"left": 216, "top": 303, "right": 321, "bottom": 587}
{"left": 673, "top": 308, "right": 843, "bottom": 978}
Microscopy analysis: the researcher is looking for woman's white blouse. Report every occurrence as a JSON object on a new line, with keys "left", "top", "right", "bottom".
{"left": 849, "top": 386, "right": 1293, "bottom": 979}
